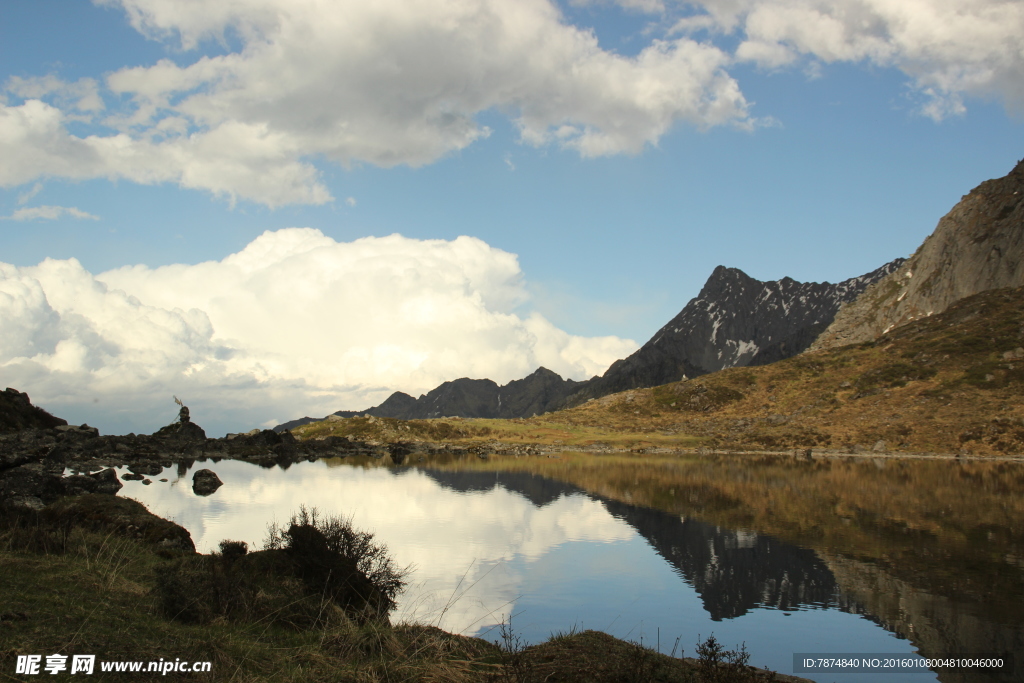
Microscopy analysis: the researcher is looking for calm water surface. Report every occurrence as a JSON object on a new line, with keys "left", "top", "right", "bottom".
{"left": 117, "top": 452, "right": 1024, "bottom": 683}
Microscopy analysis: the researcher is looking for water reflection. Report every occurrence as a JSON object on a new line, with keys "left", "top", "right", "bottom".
{"left": 117, "top": 452, "right": 1024, "bottom": 682}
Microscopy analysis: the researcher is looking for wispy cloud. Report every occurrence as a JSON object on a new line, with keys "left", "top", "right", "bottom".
{"left": 17, "top": 182, "right": 43, "bottom": 205}
{"left": 1, "top": 205, "right": 99, "bottom": 221}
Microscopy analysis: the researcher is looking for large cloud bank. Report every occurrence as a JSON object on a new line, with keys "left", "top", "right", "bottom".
{"left": 0, "top": 229, "right": 636, "bottom": 435}
{"left": 4, "top": 0, "right": 1019, "bottom": 205}
{"left": 0, "top": 0, "right": 753, "bottom": 206}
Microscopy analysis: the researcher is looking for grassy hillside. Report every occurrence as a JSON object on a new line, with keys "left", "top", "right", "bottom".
{"left": 294, "top": 287, "right": 1024, "bottom": 457}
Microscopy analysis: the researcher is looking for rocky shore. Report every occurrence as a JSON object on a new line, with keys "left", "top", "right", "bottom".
{"left": 0, "top": 388, "right": 488, "bottom": 513}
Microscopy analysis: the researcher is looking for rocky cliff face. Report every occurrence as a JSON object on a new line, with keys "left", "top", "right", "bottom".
{"left": 812, "top": 158, "right": 1024, "bottom": 350}
{"left": 560, "top": 260, "right": 903, "bottom": 407}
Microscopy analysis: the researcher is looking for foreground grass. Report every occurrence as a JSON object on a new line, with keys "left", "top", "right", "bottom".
{"left": 0, "top": 502, "right": 794, "bottom": 682}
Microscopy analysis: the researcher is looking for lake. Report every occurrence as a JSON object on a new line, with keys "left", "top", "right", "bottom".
{"left": 116, "top": 451, "right": 1024, "bottom": 682}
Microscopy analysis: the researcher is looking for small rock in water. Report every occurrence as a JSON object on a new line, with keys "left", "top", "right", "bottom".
{"left": 192, "top": 469, "right": 223, "bottom": 496}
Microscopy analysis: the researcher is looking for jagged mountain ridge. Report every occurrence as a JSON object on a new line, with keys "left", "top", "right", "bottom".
{"left": 274, "top": 367, "right": 582, "bottom": 431}
{"left": 812, "top": 157, "right": 1024, "bottom": 350}
{"left": 558, "top": 260, "right": 904, "bottom": 408}
{"left": 276, "top": 262, "right": 900, "bottom": 430}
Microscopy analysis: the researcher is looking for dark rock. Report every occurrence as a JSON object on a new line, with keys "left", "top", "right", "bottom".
{"left": 177, "top": 421, "right": 207, "bottom": 442}
{"left": 154, "top": 420, "right": 207, "bottom": 442}
{"left": 192, "top": 469, "right": 223, "bottom": 496}
{"left": 89, "top": 468, "right": 123, "bottom": 494}
{"left": 0, "top": 463, "right": 65, "bottom": 508}
{"left": 61, "top": 474, "right": 103, "bottom": 496}
{"left": 0, "top": 388, "right": 68, "bottom": 433}
{"left": 122, "top": 472, "right": 145, "bottom": 481}
{"left": 56, "top": 424, "right": 100, "bottom": 439}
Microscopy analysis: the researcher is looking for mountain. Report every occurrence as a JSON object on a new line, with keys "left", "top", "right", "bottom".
{"left": 812, "top": 158, "right": 1024, "bottom": 350}
{"left": 275, "top": 262, "right": 901, "bottom": 431}
{"left": 282, "top": 158, "right": 1024, "bottom": 431}
{"left": 558, "top": 260, "right": 903, "bottom": 408}
{"left": 548, "top": 285, "right": 1024, "bottom": 456}
{"left": 274, "top": 367, "right": 582, "bottom": 431}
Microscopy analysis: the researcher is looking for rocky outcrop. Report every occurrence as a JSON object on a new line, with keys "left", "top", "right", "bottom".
{"left": 813, "top": 158, "right": 1024, "bottom": 350}
{"left": 43, "top": 494, "right": 196, "bottom": 553}
{"left": 560, "top": 261, "right": 903, "bottom": 407}
{"left": 0, "top": 388, "right": 472, "bottom": 504}
{"left": 0, "top": 388, "right": 67, "bottom": 433}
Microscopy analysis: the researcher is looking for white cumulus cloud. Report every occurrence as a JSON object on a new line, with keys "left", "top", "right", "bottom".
{"left": 0, "top": 229, "right": 637, "bottom": 436}
{"left": 1, "top": 0, "right": 753, "bottom": 206}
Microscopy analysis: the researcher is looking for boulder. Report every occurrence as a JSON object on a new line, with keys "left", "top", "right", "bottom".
{"left": 90, "top": 467, "right": 123, "bottom": 494}
{"left": 192, "top": 469, "right": 223, "bottom": 496}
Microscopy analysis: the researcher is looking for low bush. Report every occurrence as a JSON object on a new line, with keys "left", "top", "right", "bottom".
{"left": 156, "top": 506, "right": 408, "bottom": 629}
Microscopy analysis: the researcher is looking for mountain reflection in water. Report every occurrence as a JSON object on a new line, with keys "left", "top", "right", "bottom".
{"left": 118, "top": 452, "right": 1024, "bottom": 682}
{"left": 421, "top": 468, "right": 845, "bottom": 621}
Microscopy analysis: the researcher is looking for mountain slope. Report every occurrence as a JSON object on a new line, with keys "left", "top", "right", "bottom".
{"left": 554, "top": 285, "right": 1024, "bottom": 455}
{"left": 812, "top": 158, "right": 1024, "bottom": 350}
{"left": 560, "top": 260, "right": 903, "bottom": 407}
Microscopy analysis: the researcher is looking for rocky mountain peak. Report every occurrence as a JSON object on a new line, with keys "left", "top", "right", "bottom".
{"left": 812, "top": 158, "right": 1024, "bottom": 350}
{"left": 560, "top": 260, "right": 903, "bottom": 407}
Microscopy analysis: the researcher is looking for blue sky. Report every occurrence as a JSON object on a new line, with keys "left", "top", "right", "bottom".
{"left": 2, "top": 0, "right": 1022, "bottom": 435}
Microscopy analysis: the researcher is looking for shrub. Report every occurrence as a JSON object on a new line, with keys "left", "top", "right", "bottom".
{"left": 264, "top": 506, "right": 408, "bottom": 612}
{"left": 156, "top": 506, "right": 408, "bottom": 629}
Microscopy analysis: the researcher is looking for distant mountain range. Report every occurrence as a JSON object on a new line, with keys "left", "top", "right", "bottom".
{"left": 276, "top": 158, "right": 1024, "bottom": 432}
{"left": 275, "top": 260, "right": 902, "bottom": 431}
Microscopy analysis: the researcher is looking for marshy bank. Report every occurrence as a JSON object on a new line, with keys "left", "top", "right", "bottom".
{"left": 0, "top": 494, "right": 798, "bottom": 682}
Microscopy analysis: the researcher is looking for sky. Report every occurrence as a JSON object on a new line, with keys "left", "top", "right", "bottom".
{"left": 2, "top": 0, "right": 1023, "bottom": 436}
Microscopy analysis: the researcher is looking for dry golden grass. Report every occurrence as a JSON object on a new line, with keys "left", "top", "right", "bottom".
{"left": 293, "top": 288, "right": 1024, "bottom": 457}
